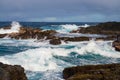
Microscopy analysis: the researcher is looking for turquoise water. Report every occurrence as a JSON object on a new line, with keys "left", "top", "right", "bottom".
{"left": 0, "top": 22, "right": 120, "bottom": 80}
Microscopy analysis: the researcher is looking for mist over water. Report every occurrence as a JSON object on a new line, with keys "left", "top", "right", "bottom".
{"left": 0, "top": 22, "right": 119, "bottom": 80}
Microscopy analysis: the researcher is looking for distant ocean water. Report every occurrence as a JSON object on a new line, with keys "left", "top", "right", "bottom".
{"left": 0, "top": 22, "right": 120, "bottom": 80}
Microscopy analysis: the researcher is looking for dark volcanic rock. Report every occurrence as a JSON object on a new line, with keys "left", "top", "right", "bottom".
{"left": 112, "top": 35, "right": 120, "bottom": 51}
{"left": 49, "top": 38, "right": 61, "bottom": 45}
{"left": 0, "top": 27, "right": 57, "bottom": 40}
{"left": 96, "top": 35, "right": 116, "bottom": 41}
{"left": 0, "top": 34, "right": 7, "bottom": 38}
{"left": 60, "top": 37, "right": 89, "bottom": 42}
{"left": 71, "top": 22, "right": 120, "bottom": 35}
{"left": 0, "top": 23, "right": 118, "bottom": 45}
{"left": 63, "top": 63, "right": 120, "bottom": 80}
{"left": 0, "top": 62, "right": 27, "bottom": 80}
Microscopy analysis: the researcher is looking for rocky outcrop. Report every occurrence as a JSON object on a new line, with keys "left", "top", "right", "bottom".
{"left": 63, "top": 63, "right": 120, "bottom": 80}
{"left": 0, "top": 27, "right": 57, "bottom": 40}
{"left": 49, "top": 38, "right": 61, "bottom": 45}
{"left": 60, "top": 37, "right": 89, "bottom": 42}
{"left": 112, "top": 35, "right": 120, "bottom": 51}
{"left": 0, "top": 62, "right": 27, "bottom": 80}
{"left": 0, "top": 23, "right": 118, "bottom": 45}
{"left": 9, "top": 27, "right": 57, "bottom": 39}
{"left": 0, "top": 34, "right": 7, "bottom": 38}
{"left": 71, "top": 22, "right": 120, "bottom": 35}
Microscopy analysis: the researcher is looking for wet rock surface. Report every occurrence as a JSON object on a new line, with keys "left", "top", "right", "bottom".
{"left": 0, "top": 26, "right": 57, "bottom": 40}
{"left": 59, "top": 37, "right": 89, "bottom": 42}
{"left": 0, "top": 62, "right": 27, "bottom": 80}
{"left": 112, "top": 35, "right": 120, "bottom": 51}
{"left": 71, "top": 22, "right": 120, "bottom": 35}
{"left": 63, "top": 63, "right": 120, "bottom": 80}
{"left": 9, "top": 27, "right": 57, "bottom": 39}
{"left": 0, "top": 22, "right": 120, "bottom": 45}
{"left": 49, "top": 38, "right": 61, "bottom": 45}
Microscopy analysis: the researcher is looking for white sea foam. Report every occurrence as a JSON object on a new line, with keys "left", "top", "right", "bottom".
{"left": 0, "top": 39, "right": 120, "bottom": 72}
{"left": 0, "top": 47, "right": 71, "bottom": 71}
{"left": 57, "top": 24, "right": 89, "bottom": 33}
{"left": 0, "top": 38, "right": 50, "bottom": 47}
{"left": 81, "top": 24, "right": 89, "bottom": 28}
{"left": 60, "top": 24, "right": 79, "bottom": 32}
{"left": 0, "top": 21, "right": 21, "bottom": 34}
{"left": 76, "top": 40, "right": 120, "bottom": 58}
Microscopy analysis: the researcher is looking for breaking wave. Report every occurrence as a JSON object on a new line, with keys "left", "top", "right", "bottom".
{"left": 41, "top": 24, "right": 90, "bottom": 33}
{"left": 0, "top": 21, "right": 21, "bottom": 34}
{"left": 0, "top": 40, "right": 120, "bottom": 72}
{"left": 57, "top": 24, "right": 89, "bottom": 33}
{"left": 0, "top": 21, "right": 119, "bottom": 80}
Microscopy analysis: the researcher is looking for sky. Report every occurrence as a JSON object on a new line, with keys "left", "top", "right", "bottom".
{"left": 0, "top": 0, "right": 120, "bottom": 22}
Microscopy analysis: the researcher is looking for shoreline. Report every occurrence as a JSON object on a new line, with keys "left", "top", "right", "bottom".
{"left": 0, "top": 21, "right": 120, "bottom": 80}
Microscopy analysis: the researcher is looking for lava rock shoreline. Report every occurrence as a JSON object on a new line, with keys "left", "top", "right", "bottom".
{"left": 0, "top": 22, "right": 120, "bottom": 50}
{"left": 71, "top": 22, "right": 120, "bottom": 35}
{"left": 0, "top": 22, "right": 119, "bottom": 45}
{"left": 63, "top": 63, "right": 120, "bottom": 80}
{"left": 0, "top": 62, "right": 27, "bottom": 80}
{"left": 0, "top": 22, "right": 120, "bottom": 80}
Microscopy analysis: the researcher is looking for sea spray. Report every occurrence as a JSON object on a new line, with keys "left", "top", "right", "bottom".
{"left": 0, "top": 21, "right": 21, "bottom": 34}
{"left": 0, "top": 22, "right": 119, "bottom": 80}
{"left": 0, "top": 39, "right": 120, "bottom": 80}
{"left": 41, "top": 24, "right": 90, "bottom": 33}
{"left": 58, "top": 24, "right": 89, "bottom": 33}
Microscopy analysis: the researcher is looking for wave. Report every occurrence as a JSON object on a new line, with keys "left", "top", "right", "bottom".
{"left": 59, "top": 24, "right": 80, "bottom": 32}
{"left": 77, "top": 40, "right": 120, "bottom": 58}
{"left": 0, "top": 21, "right": 21, "bottom": 34}
{"left": 0, "top": 40, "right": 120, "bottom": 72}
{"left": 0, "top": 47, "right": 71, "bottom": 71}
{"left": 47, "top": 24, "right": 90, "bottom": 33}
{"left": 57, "top": 24, "right": 89, "bottom": 33}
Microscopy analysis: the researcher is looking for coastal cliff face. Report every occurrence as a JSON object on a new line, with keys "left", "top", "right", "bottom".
{"left": 0, "top": 62, "right": 27, "bottom": 80}
{"left": 63, "top": 63, "right": 120, "bottom": 80}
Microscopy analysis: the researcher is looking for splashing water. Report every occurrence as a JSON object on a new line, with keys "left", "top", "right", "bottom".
{"left": 0, "top": 39, "right": 120, "bottom": 80}
{"left": 57, "top": 24, "right": 89, "bottom": 33}
{"left": 41, "top": 24, "right": 90, "bottom": 33}
{"left": 0, "top": 21, "right": 21, "bottom": 34}
{"left": 0, "top": 22, "right": 119, "bottom": 80}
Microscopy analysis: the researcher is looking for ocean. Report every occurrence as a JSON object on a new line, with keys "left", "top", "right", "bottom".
{"left": 0, "top": 22, "right": 120, "bottom": 80}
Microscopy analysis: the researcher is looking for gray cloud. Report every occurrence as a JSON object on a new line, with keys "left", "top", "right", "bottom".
{"left": 0, "top": 0, "right": 120, "bottom": 22}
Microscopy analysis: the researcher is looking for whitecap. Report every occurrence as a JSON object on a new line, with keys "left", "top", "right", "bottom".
{"left": 0, "top": 21, "right": 21, "bottom": 34}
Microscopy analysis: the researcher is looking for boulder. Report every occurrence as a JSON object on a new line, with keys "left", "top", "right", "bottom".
{"left": 63, "top": 63, "right": 120, "bottom": 80}
{"left": 112, "top": 41, "right": 120, "bottom": 51}
{"left": 0, "top": 62, "right": 27, "bottom": 80}
{"left": 49, "top": 38, "right": 61, "bottom": 45}
{"left": 112, "top": 35, "right": 120, "bottom": 51}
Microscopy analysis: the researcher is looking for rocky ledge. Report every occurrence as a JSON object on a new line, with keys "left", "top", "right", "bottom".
{"left": 0, "top": 62, "right": 27, "bottom": 80}
{"left": 71, "top": 22, "right": 120, "bottom": 35}
{"left": 63, "top": 63, "right": 120, "bottom": 80}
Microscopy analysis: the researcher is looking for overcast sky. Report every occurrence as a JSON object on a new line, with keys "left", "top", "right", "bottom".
{"left": 0, "top": 0, "right": 120, "bottom": 22}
